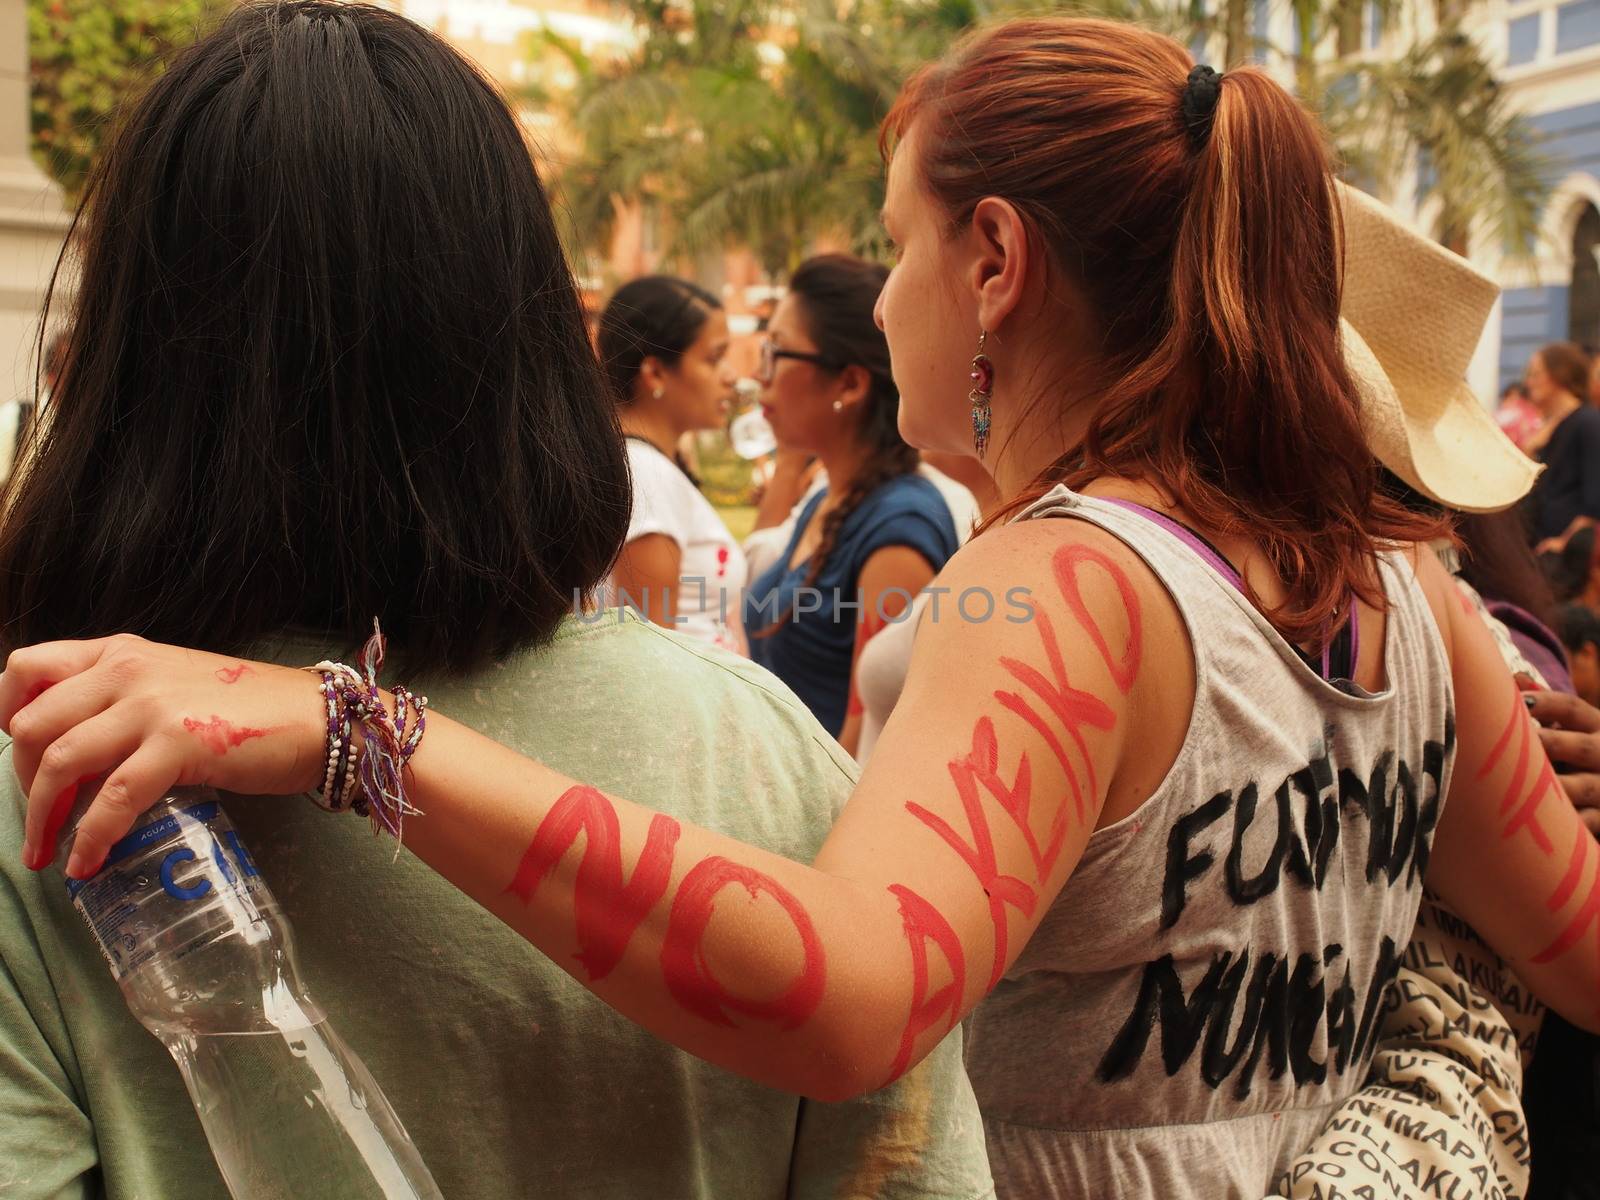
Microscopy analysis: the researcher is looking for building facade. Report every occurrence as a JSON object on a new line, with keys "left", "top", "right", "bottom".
{"left": 1479, "top": 0, "right": 1600, "bottom": 393}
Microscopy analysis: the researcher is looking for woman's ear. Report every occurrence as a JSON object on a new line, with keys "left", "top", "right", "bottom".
{"left": 637, "top": 355, "right": 669, "bottom": 402}
{"left": 967, "top": 196, "right": 1032, "bottom": 336}
{"left": 833, "top": 364, "right": 872, "bottom": 413}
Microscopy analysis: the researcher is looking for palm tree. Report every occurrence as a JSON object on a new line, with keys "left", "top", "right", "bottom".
{"left": 536, "top": 0, "right": 1546, "bottom": 274}
{"left": 1298, "top": 12, "right": 1547, "bottom": 254}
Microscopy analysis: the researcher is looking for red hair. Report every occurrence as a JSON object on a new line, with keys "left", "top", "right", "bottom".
{"left": 883, "top": 18, "right": 1448, "bottom": 646}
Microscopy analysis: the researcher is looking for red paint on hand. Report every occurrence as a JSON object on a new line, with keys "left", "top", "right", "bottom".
{"left": 660, "top": 857, "right": 826, "bottom": 1030}
{"left": 214, "top": 664, "right": 254, "bottom": 684}
{"left": 182, "top": 715, "right": 270, "bottom": 755}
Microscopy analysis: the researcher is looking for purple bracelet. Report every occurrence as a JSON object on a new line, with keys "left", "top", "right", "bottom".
{"left": 309, "top": 620, "right": 427, "bottom": 845}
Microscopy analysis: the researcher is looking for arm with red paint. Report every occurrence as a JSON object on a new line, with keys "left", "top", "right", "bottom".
{"left": 1420, "top": 549, "right": 1600, "bottom": 1031}
{"left": 1, "top": 521, "right": 1156, "bottom": 1099}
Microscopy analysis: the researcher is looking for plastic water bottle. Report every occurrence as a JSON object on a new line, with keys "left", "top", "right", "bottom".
{"left": 729, "top": 380, "right": 777, "bottom": 460}
{"left": 62, "top": 788, "right": 444, "bottom": 1199}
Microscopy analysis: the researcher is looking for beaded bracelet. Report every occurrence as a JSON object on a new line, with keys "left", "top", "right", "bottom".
{"left": 309, "top": 620, "right": 428, "bottom": 847}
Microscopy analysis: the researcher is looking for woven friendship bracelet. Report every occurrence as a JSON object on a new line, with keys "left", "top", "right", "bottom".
{"left": 309, "top": 619, "right": 428, "bottom": 849}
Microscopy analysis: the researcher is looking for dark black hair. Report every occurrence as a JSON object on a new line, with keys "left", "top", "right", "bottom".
{"left": 1375, "top": 472, "right": 1555, "bottom": 627}
{"left": 1556, "top": 602, "right": 1600, "bottom": 655}
{"left": 1546, "top": 525, "right": 1598, "bottom": 604}
{"left": 0, "top": 1, "right": 629, "bottom": 675}
{"left": 752, "top": 254, "right": 917, "bottom": 637}
{"left": 42, "top": 332, "right": 68, "bottom": 383}
{"left": 1456, "top": 511, "right": 1559, "bottom": 629}
{"left": 597, "top": 275, "right": 721, "bottom": 406}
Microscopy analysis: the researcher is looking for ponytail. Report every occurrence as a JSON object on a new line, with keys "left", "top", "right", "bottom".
{"left": 884, "top": 19, "right": 1447, "bottom": 646}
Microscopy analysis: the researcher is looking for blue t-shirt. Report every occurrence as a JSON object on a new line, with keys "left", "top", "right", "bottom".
{"left": 744, "top": 473, "right": 960, "bottom": 736}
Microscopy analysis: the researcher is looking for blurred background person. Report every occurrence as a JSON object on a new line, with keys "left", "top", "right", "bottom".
{"left": 1522, "top": 341, "right": 1600, "bottom": 555}
{"left": 853, "top": 452, "right": 999, "bottom": 764}
{"left": 743, "top": 254, "right": 961, "bottom": 749}
{"left": 1544, "top": 524, "right": 1600, "bottom": 613}
{"left": 0, "top": 331, "right": 65, "bottom": 488}
{"left": 1456, "top": 510, "right": 1574, "bottom": 693}
{"left": 598, "top": 276, "right": 748, "bottom": 653}
{"left": 1495, "top": 380, "right": 1543, "bottom": 450}
{"left": 1556, "top": 602, "right": 1600, "bottom": 709}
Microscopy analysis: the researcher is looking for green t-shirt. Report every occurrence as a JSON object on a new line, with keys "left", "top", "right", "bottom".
{"left": 0, "top": 612, "right": 993, "bottom": 1199}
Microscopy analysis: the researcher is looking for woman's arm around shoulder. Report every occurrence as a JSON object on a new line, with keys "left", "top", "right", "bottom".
{"left": 1, "top": 517, "right": 1191, "bottom": 1100}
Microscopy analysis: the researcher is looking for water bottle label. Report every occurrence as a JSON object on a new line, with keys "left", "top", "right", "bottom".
{"left": 67, "top": 800, "right": 270, "bottom": 978}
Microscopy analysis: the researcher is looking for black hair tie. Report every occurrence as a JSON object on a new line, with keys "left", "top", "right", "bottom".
{"left": 1181, "top": 64, "right": 1224, "bottom": 149}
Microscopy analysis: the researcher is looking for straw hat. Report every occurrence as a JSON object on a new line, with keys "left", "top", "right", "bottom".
{"left": 1337, "top": 182, "right": 1541, "bottom": 513}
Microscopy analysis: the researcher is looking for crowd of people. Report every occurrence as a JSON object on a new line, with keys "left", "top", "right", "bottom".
{"left": 1493, "top": 344, "right": 1600, "bottom": 725}
{"left": 0, "top": 3, "right": 1598, "bottom": 1199}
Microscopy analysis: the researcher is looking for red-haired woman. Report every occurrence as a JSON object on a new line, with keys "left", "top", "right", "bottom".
{"left": 9, "top": 18, "right": 1600, "bottom": 1196}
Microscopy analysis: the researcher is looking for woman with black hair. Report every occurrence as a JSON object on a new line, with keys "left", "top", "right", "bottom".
{"left": 1524, "top": 342, "right": 1600, "bottom": 555}
{"left": 744, "top": 255, "right": 961, "bottom": 747}
{"left": 597, "top": 278, "right": 747, "bottom": 651}
{"left": 0, "top": 5, "right": 991, "bottom": 1197}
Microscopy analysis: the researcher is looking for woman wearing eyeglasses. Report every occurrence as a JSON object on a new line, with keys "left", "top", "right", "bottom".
{"left": 743, "top": 255, "right": 961, "bottom": 749}
{"left": 597, "top": 276, "right": 748, "bottom": 653}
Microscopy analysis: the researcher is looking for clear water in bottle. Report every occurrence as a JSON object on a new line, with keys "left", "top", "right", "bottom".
{"left": 729, "top": 380, "right": 777, "bottom": 460}
{"left": 64, "top": 790, "right": 443, "bottom": 1199}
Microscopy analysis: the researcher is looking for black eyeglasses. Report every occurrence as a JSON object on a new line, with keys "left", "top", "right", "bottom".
{"left": 758, "top": 337, "right": 836, "bottom": 385}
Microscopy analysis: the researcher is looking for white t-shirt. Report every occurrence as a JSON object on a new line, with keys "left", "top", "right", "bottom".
{"left": 609, "top": 439, "right": 747, "bottom": 653}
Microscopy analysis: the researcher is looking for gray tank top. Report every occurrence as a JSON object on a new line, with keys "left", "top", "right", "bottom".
{"left": 965, "top": 485, "right": 1457, "bottom": 1198}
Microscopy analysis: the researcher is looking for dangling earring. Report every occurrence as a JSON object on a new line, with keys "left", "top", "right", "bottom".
{"left": 969, "top": 331, "right": 994, "bottom": 457}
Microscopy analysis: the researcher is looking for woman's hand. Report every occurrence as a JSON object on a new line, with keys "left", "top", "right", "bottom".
{"left": 1526, "top": 689, "right": 1600, "bottom": 835}
{"left": 0, "top": 635, "right": 326, "bottom": 877}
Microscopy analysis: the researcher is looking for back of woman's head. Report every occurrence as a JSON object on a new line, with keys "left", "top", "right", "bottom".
{"left": 597, "top": 275, "right": 720, "bottom": 406}
{"left": 1537, "top": 341, "right": 1591, "bottom": 400}
{"left": 883, "top": 17, "right": 1444, "bottom": 645}
{"left": 0, "top": 1, "right": 628, "bottom": 674}
{"left": 1548, "top": 525, "right": 1599, "bottom": 602}
{"left": 1556, "top": 602, "right": 1600, "bottom": 657}
{"left": 1455, "top": 511, "right": 1558, "bottom": 628}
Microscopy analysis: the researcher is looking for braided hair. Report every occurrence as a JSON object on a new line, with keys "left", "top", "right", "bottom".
{"left": 757, "top": 254, "right": 919, "bottom": 635}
